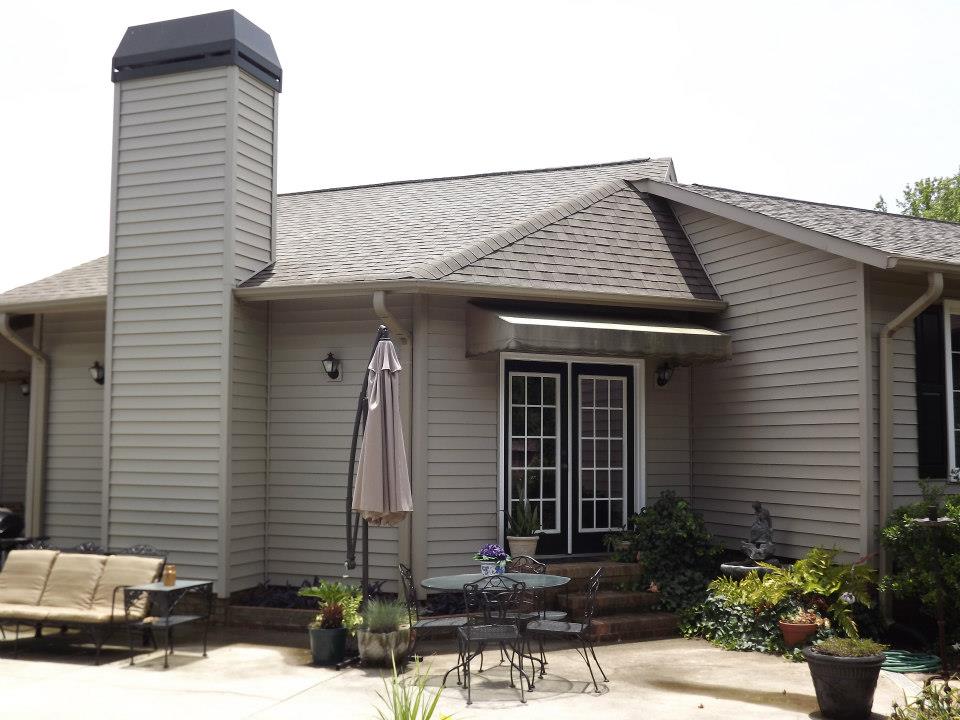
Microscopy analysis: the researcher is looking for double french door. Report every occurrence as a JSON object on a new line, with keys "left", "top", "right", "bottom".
{"left": 503, "top": 359, "right": 636, "bottom": 555}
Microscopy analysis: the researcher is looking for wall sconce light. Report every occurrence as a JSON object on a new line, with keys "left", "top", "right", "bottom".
{"left": 322, "top": 352, "right": 341, "bottom": 381}
{"left": 655, "top": 362, "right": 674, "bottom": 387}
{"left": 19, "top": 380, "right": 30, "bottom": 397}
{"left": 90, "top": 361, "right": 105, "bottom": 386}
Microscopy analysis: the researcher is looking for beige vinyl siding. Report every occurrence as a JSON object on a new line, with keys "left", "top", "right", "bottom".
{"left": 108, "top": 67, "right": 232, "bottom": 581}
{"left": 1, "top": 382, "right": 29, "bottom": 507}
{"left": 43, "top": 311, "right": 105, "bottom": 545}
{"left": 267, "top": 298, "right": 405, "bottom": 585}
{"left": 426, "top": 297, "right": 498, "bottom": 575}
{"left": 645, "top": 366, "right": 692, "bottom": 501}
{"left": 234, "top": 73, "right": 275, "bottom": 283}
{"left": 230, "top": 300, "right": 268, "bottom": 592}
{"left": 674, "top": 202, "right": 866, "bottom": 558}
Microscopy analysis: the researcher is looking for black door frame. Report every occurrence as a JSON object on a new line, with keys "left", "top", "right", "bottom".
{"left": 501, "top": 357, "right": 640, "bottom": 557}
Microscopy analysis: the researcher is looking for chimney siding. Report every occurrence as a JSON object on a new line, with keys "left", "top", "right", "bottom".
{"left": 105, "top": 65, "right": 275, "bottom": 594}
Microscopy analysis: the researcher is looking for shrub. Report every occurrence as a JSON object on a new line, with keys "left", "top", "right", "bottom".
{"left": 681, "top": 547, "right": 877, "bottom": 655}
{"left": 610, "top": 491, "right": 722, "bottom": 611}
{"left": 891, "top": 678, "right": 960, "bottom": 720}
{"left": 506, "top": 500, "right": 541, "bottom": 536}
{"left": 364, "top": 599, "right": 410, "bottom": 633}
{"left": 811, "top": 637, "right": 887, "bottom": 658}
{"left": 881, "top": 495, "right": 960, "bottom": 643}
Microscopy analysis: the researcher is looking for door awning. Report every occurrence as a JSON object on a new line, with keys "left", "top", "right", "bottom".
{"left": 466, "top": 305, "right": 731, "bottom": 364}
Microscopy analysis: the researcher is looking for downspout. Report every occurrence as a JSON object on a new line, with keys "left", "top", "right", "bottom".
{"left": 0, "top": 313, "right": 49, "bottom": 535}
{"left": 879, "top": 272, "right": 943, "bottom": 586}
{"left": 372, "top": 291, "right": 414, "bottom": 574}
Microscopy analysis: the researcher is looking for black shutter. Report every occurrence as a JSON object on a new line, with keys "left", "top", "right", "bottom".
{"left": 914, "top": 305, "right": 948, "bottom": 478}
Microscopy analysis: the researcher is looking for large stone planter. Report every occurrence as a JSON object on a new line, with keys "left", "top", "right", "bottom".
{"left": 357, "top": 627, "right": 412, "bottom": 667}
{"left": 803, "top": 647, "right": 885, "bottom": 720}
{"left": 507, "top": 535, "right": 539, "bottom": 558}
{"left": 308, "top": 626, "right": 347, "bottom": 666}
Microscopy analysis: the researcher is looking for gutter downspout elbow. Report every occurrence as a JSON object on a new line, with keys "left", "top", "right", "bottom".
{"left": 0, "top": 313, "right": 49, "bottom": 536}
{"left": 372, "top": 291, "right": 411, "bottom": 344}
{"left": 879, "top": 272, "right": 943, "bottom": 589}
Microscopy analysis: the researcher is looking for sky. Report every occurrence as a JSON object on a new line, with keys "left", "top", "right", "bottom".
{"left": 1, "top": 0, "right": 958, "bottom": 293}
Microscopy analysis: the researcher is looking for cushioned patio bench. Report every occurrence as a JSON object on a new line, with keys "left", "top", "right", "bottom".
{"left": 0, "top": 547, "right": 165, "bottom": 663}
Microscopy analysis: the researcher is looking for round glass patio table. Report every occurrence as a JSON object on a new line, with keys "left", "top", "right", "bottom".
{"left": 420, "top": 572, "right": 570, "bottom": 591}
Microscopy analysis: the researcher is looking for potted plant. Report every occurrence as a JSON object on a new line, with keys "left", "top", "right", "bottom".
{"left": 357, "top": 599, "right": 412, "bottom": 667}
{"left": 473, "top": 543, "right": 510, "bottom": 575}
{"left": 778, "top": 608, "right": 821, "bottom": 647}
{"left": 298, "top": 580, "right": 362, "bottom": 666}
{"left": 506, "top": 500, "right": 541, "bottom": 557}
{"left": 803, "top": 637, "right": 887, "bottom": 720}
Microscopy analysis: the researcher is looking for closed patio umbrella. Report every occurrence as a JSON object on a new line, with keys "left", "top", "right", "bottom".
{"left": 351, "top": 334, "right": 413, "bottom": 526}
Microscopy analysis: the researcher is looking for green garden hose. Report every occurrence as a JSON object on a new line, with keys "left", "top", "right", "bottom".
{"left": 882, "top": 650, "right": 942, "bottom": 673}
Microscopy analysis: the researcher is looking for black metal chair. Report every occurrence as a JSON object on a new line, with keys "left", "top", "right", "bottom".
{"left": 525, "top": 567, "right": 608, "bottom": 693}
{"left": 507, "top": 555, "right": 568, "bottom": 622}
{"left": 444, "top": 575, "right": 532, "bottom": 705}
{"left": 398, "top": 563, "right": 468, "bottom": 673}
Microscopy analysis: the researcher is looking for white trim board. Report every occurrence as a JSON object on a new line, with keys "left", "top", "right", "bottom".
{"left": 497, "top": 352, "right": 646, "bottom": 555}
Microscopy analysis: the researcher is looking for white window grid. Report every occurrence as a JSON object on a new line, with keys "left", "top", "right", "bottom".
{"left": 577, "top": 375, "right": 627, "bottom": 533}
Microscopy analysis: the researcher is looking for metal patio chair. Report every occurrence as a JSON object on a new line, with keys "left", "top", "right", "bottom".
{"left": 525, "top": 567, "right": 608, "bottom": 693}
{"left": 398, "top": 563, "right": 468, "bottom": 676}
{"left": 444, "top": 575, "right": 532, "bottom": 705}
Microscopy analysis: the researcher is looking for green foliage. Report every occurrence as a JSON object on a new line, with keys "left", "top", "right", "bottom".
{"left": 919, "top": 479, "right": 947, "bottom": 511}
{"left": 811, "top": 637, "right": 887, "bottom": 658}
{"left": 681, "top": 547, "right": 878, "bottom": 656}
{"left": 613, "top": 491, "right": 722, "bottom": 612}
{"left": 507, "top": 499, "right": 541, "bottom": 537}
{"left": 375, "top": 658, "right": 450, "bottom": 720}
{"left": 875, "top": 196, "right": 889, "bottom": 213}
{"left": 897, "top": 169, "right": 960, "bottom": 223}
{"left": 880, "top": 496, "right": 960, "bottom": 641}
{"left": 892, "top": 678, "right": 960, "bottom": 720}
{"left": 364, "top": 599, "right": 410, "bottom": 633}
{"left": 679, "top": 580, "right": 806, "bottom": 656}
{"left": 299, "top": 580, "right": 363, "bottom": 632}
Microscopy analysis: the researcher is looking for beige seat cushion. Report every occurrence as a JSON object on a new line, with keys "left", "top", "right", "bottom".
{"left": 38, "top": 606, "right": 116, "bottom": 624}
{"left": 0, "top": 550, "right": 60, "bottom": 605}
{"left": 39, "top": 554, "right": 107, "bottom": 610}
{"left": 0, "top": 602, "right": 54, "bottom": 622}
{"left": 92, "top": 555, "right": 163, "bottom": 619}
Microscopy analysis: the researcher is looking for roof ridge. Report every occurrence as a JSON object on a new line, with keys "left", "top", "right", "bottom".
{"left": 684, "top": 182, "right": 960, "bottom": 228}
{"left": 278, "top": 158, "right": 664, "bottom": 197}
{"left": 412, "top": 179, "right": 630, "bottom": 281}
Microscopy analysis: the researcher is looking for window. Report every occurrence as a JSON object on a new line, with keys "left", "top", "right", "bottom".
{"left": 914, "top": 303, "right": 960, "bottom": 479}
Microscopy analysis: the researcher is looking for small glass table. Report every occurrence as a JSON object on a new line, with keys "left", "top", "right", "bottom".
{"left": 420, "top": 573, "right": 570, "bottom": 591}
{"left": 124, "top": 579, "right": 214, "bottom": 669}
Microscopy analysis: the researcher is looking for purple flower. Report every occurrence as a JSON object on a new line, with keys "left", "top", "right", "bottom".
{"left": 473, "top": 543, "right": 510, "bottom": 561}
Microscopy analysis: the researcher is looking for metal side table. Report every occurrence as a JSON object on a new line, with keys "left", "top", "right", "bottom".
{"left": 124, "top": 580, "right": 214, "bottom": 669}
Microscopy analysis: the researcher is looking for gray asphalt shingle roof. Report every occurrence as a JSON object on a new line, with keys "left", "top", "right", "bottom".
{"left": 668, "top": 183, "right": 960, "bottom": 265}
{"left": 0, "top": 257, "right": 109, "bottom": 309}
{"left": 244, "top": 157, "right": 676, "bottom": 288}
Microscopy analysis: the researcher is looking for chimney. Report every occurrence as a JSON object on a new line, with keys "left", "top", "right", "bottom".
{"left": 105, "top": 11, "right": 279, "bottom": 594}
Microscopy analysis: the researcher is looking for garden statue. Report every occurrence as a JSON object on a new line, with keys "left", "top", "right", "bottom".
{"left": 741, "top": 501, "right": 775, "bottom": 560}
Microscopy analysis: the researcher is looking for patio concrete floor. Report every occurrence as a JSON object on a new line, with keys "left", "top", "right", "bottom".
{"left": 0, "top": 625, "right": 912, "bottom": 719}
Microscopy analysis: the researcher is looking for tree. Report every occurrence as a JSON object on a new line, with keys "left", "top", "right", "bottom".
{"left": 896, "top": 168, "right": 960, "bottom": 223}
{"left": 874, "top": 196, "right": 888, "bottom": 213}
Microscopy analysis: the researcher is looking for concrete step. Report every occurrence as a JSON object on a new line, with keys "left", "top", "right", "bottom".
{"left": 589, "top": 611, "right": 678, "bottom": 643}
{"left": 561, "top": 590, "right": 659, "bottom": 616}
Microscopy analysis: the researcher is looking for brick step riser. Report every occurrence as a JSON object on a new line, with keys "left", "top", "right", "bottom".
{"left": 560, "top": 591, "right": 659, "bottom": 617}
{"left": 589, "top": 612, "right": 678, "bottom": 643}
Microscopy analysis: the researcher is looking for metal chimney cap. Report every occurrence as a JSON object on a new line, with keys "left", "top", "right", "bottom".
{"left": 112, "top": 9, "right": 282, "bottom": 91}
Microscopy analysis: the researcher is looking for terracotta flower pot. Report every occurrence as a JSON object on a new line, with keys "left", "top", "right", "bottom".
{"left": 779, "top": 620, "right": 818, "bottom": 648}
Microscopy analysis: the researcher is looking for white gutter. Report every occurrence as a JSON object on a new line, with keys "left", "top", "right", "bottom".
{"left": 372, "top": 291, "right": 413, "bottom": 573}
{"left": 0, "top": 313, "right": 48, "bottom": 535}
{"left": 878, "top": 272, "right": 943, "bottom": 583}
